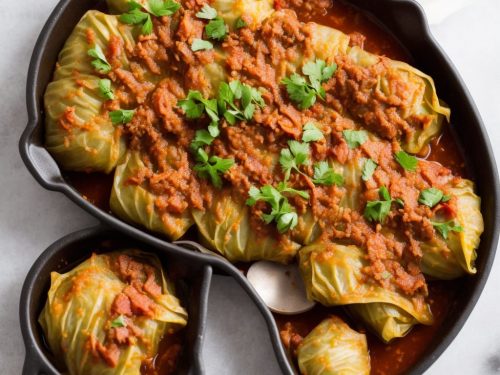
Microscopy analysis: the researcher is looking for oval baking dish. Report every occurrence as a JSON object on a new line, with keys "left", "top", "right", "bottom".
{"left": 19, "top": 0, "right": 499, "bottom": 374}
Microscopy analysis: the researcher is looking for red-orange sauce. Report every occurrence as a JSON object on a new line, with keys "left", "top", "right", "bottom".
{"left": 62, "top": 1, "right": 468, "bottom": 374}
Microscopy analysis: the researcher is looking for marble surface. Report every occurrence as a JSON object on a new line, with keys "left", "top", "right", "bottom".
{"left": 0, "top": 0, "right": 499, "bottom": 374}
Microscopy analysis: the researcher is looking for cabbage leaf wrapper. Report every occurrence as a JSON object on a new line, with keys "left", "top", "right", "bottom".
{"left": 110, "top": 151, "right": 194, "bottom": 240}
{"left": 297, "top": 316, "right": 370, "bottom": 375}
{"left": 299, "top": 242, "right": 433, "bottom": 342}
{"left": 193, "top": 190, "right": 301, "bottom": 263}
{"left": 39, "top": 250, "right": 187, "bottom": 375}
{"left": 44, "top": 10, "right": 136, "bottom": 172}
{"left": 421, "top": 178, "right": 483, "bottom": 279}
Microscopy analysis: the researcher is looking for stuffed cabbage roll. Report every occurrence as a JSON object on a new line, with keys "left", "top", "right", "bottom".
{"left": 297, "top": 316, "right": 370, "bottom": 375}
{"left": 39, "top": 250, "right": 187, "bottom": 375}
{"left": 193, "top": 190, "right": 301, "bottom": 263}
{"left": 45, "top": 75, "right": 125, "bottom": 173}
{"left": 299, "top": 242, "right": 433, "bottom": 342}
{"left": 110, "top": 151, "right": 194, "bottom": 240}
{"left": 53, "top": 11, "right": 135, "bottom": 81}
{"left": 212, "top": 0, "right": 275, "bottom": 30}
{"left": 421, "top": 178, "right": 483, "bottom": 279}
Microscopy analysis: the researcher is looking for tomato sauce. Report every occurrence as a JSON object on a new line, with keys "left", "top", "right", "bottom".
{"left": 61, "top": 1, "right": 468, "bottom": 374}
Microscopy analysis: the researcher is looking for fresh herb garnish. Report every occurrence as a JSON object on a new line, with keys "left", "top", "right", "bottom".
{"left": 217, "top": 80, "right": 265, "bottom": 123}
{"left": 279, "top": 140, "right": 310, "bottom": 180}
{"left": 302, "top": 122, "right": 324, "bottom": 143}
{"left": 98, "top": 79, "right": 114, "bottom": 100}
{"left": 193, "top": 148, "right": 234, "bottom": 188}
{"left": 191, "top": 38, "right": 213, "bottom": 51}
{"left": 312, "top": 161, "right": 344, "bottom": 186}
{"left": 441, "top": 194, "right": 452, "bottom": 202}
{"left": 362, "top": 159, "right": 377, "bottom": 181}
{"left": 364, "top": 186, "right": 402, "bottom": 223}
{"left": 205, "top": 17, "right": 227, "bottom": 40}
{"left": 87, "top": 45, "right": 111, "bottom": 74}
{"left": 246, "top": 182, "right": 309, "bottom": 233}
{"left": 342, "top": 130, "right": 368, "bottom": 149}
{"left": 431, "top": 220, "right": 463, "bottom": 240}
{"left": 395, "top": 150, "right": 418, "bottom": 172}
{"left": 148, "top": 0, "right": 181, "bottom": 16}
{"left": 190, "top": 129, "right": 215, "bottom": 150}
{"left": 419, "top": 187, "right": 446, "bottom": 207}
{"left": 111, "top": 315, "right": 127, "bottom": 328}
{"left": 110, "top": 109, "right": 135, "bottom": 124}
{"left": 119, "top": 1, "right": 153, "bottom": 34}
{"left": 196, "top": 4, "right": 217, "bottom": 19}
{"left": 235, "top": 17, "right": 247, "bottom": 29}
{"left": 281, "top": 59, "right": 337, "bottom": 109}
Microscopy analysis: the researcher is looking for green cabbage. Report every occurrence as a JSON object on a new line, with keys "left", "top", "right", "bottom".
{"left": 299, "top": 242, "right": 433, "bottom": 342}
{"left": 346, "top": 303, "right": 417, "bottom": 343}
{"left": 192, "top": 190, "right": 301, "bottom": 263}
{"left": 297, "top": 316, "right": 370, "bottom": 375}
{"left": 212, "top": 0, "right": 275, "bottom": 30}
{"left": 44, "top": 75, "right": 125, "bottom": 173}
{"left": 421, "top": 178, "right": 483, "bottom": 279}
{"left": 346, "top": 46, "right": 450, "bottom": 154}
{"left": 110, "top": 151, "right": 194, "bottom": 240}
{"left": 39, "top": 250, "right": 187, "bottom": 375}
{"left": 54, "top": 11, "right": 135, "bottom": 80}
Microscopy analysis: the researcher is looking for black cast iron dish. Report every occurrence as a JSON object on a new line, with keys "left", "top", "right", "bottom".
{"left": 19, "top": 0, "right": 500, "bottom": 374}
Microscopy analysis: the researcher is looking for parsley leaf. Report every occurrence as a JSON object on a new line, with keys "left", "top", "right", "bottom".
{"left": 178, "top": 90, "right": 205, "bottom": 119}
{"left": 98, "top": 79, "right": 114, "bottom": 100}
{"left": 193, "top": 149, "right": 234, "bottom": 188}
{"left": 191, "top": 38, "right": 213, "bottom": 51}
{"left": 190, "top": 129, "right": 215, "bottom": 150}
{"left": 280, "top": 141, "right": 310, "bottom": 180}
{"left": 282, "top": 74, "right": 317, "bottom": 110}
{"left": 196, "top": 4, "right": 217, "bottom": 19}
{"left": 302, "top": 122, "right": 324, "bottom": 143}
{"left": 342, "top": 130, "right": 368, "bottom": 149}
{"left": 148, "top": 0, "right": 181, "bottom": 16}
{"left": 110, "top": 109, "right": 135, "bottom": 124}
{"left": 431, "top": 220, "right": 463, "bottom": 240}
{"left": 442, "top": 194, "right": 452, "bottom": 202}
{"left": 302, "top": 59, "right": 337, "bottom": 97}
{"left": 312, "top": 161, "right": 343, "bottom": 186}
{"left": 364, "top": 186, "right": 401, "bottom": 223}
{"left": 395, "top": 150, "right": 418, "bottom": 172}
{"left": 419, "top": 188, "right": 445, "bottom": 207}
{"left": 246, "top": 182, "right": 308, "bottom": 233}
{"left": 362, "top": 159, "right": 377, "bottom": 181}
{"left": 119, "top": 3, "right": 153, "bottom": 35}
{"left": 235, "top": 17, "right": 247, "bottom": 29}
{"left": 205, "top": 17, "right": 227, "bottom": 40}
{"left": 217, "top": 80, "right": 265, "bottom": 122}
{"left": 111, "top": 315, "right": 127, "bottom": 328}
{"left": 87, "top": 45, "right": 111, "bottom": 74}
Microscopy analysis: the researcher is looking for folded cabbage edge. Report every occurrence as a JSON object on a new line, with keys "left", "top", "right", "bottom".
{"left": 297, "top": 316, "right": 370, "bottom": 375}
{"left": 110, "top": 151, "right": 194, "bottom": 240}
{"left": 38, "top": 250, "right": 187, "bottom": 375}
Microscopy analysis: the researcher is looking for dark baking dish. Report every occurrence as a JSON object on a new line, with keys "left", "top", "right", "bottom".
{"left": 19, "top": 0, "right": 500, "bottom": 374}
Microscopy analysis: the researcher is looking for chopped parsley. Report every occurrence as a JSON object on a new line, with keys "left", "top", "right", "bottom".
{"left": 281, "top": 59, "right": 337, "bottom": 109}
{"left": 312, "top": 161, "right": 344, "bottom": 186}
{"left": 148, "top": 0, "right": 181, "bottom": 16}
{"left": 205, "top": 17, "right": 227, "bottom": 40}
{"left": 98, "top": 79, "right": 114, "bottom": 100}
{"left": 190, "top": 129, "right": 215, "bottom": 150}
{"left": 395, "top": 150, "right": 418, "bottom": 172}
{"left": 119, "top": 0, "right": 180, "bottom": 34}
{"left": 342, "top": 130, "right": 368, "bottom": 149}
{"left": 362, "top": 159, "right": 377, "bottom": 181}
{"left": 111, "top": 315, "right": 127, "bottom": 328}
{"left": 246, "top": 182, "right": 309, "bottom": 233}
{"left": 193, "top": 148, "right": 234, "bottom": 188}
{"left": 195, "top": 4, "right": 217, "bottom": 19}
{"left": 235, "top": 17, "right": 247, "bottom": 29}
{"left": 87, "top": 45, "right": 111, "bottom": 74}
{"left": 419, "top": 188, "right": 447, "bottom": 207}
{"left": 109, "top": 109, "right": 135, "bottom": 124}
{"left": 279, "top": 140, "right": 310, "bottom": 180}
{"left": 431, "top": 220, "right": 463, "bottom": 240}
{"left": 217, "top": 80, "right": 265, "bottom": 124}
{"left": 302, "top": 122, "right": 324, "bottom": 143}
{"left": 191, "top": 38, "right": 213, "bottom": 51}
{"left": 364, "top": 186, "right": 402, "bottom": 223}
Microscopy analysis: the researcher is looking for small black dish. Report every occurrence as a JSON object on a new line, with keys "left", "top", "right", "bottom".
{"left": 19, "top": 0, "right": 500, "bottom": 374}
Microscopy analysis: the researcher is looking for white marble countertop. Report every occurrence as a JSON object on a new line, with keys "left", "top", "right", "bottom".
{"left": 1, "top": 0, "right": 499, "bottom": 374}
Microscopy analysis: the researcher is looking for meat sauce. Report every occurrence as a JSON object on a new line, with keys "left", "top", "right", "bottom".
{"left": 62, "top": 1, "right": 468, "bottom": 374}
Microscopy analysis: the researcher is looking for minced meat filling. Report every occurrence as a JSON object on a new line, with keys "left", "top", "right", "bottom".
{"left": 80, "top": 0, "right": 459, "bottom": 300}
